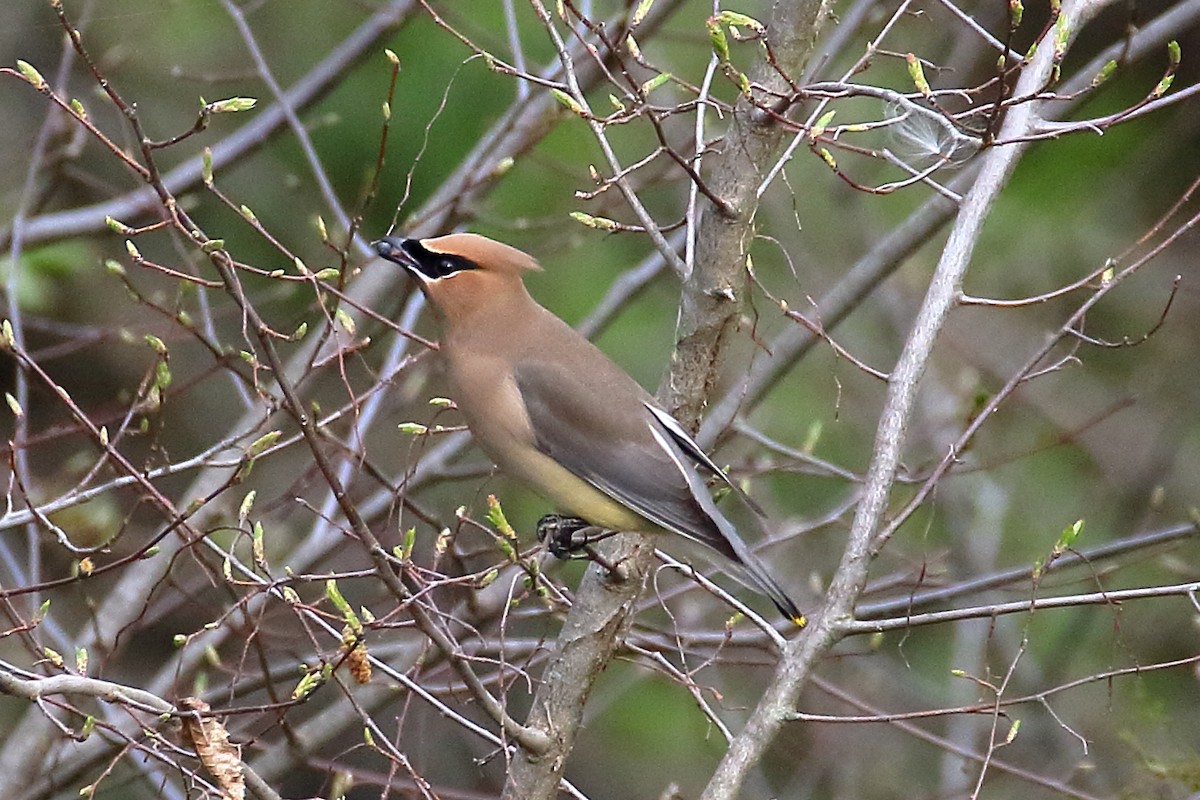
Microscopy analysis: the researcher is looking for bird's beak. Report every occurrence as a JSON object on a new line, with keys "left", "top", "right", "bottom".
{"left": 373, "top": 236, "right": 425, "bottom": 281}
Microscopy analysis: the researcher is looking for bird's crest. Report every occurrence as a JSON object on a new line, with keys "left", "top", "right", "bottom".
{"left": 423, "top": 233, "right": 542, "bottom": 276}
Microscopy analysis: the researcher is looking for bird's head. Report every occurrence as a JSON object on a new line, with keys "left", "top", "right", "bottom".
{"left": 374, "top": 233, "right": 541, "bottom": 283}
{"left": 374, "top": 233, "right": 542, "bottom": 324}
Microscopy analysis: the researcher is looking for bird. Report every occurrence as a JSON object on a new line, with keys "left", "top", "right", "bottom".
{"left": 374, "top": 232, "right": 804, "bottom": 627}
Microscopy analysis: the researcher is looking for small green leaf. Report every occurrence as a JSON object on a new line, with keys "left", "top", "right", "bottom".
{"left": 550, "top": 88, "right": 585, "bottom": 115}
{"left": 5, "top": 392, "right": 23, "bottom": 418}
{"left": 17, "top": 60, "right": 46, "bottom": 89}
{"left": 207, "top": 96, "right": 257, "bottom": 114}
{"left": 715, "top": 10, "right": 764, "bottom": 33}
{"left": 486, "top": 494, "right": 518, "bottom": 540}
{"left": 44, "top": 647, "right": 64, "bottom": 668}
{"left": 631, "top": 0, "right": 655, "bottom": 26}
{"left": 252, "top": 521, "right": 266, "bottom": 566}
{"left": 906, "top": 53, "right": 931, "bottom": 96}
{"left": 144, "top": 334, "right": 167, "bottom": 355}
{"left": 400, "top": 527, "right": 416, "bottom": 561}
{"left": 292, "top": 668, "right": 324, "bottom": 700}
{"left": 105, "top": 216, "right": 132, "bottom": 234}
{"left": 327, "top": 578, "right": 362, "bottom": 633}
{"left": 810, "top": 109, "right": 836, "bottom": 140}
{"left": 245, "top": 430, "right": 282, "bottom": 459}
{"left": 735, "top": 70, "right": 752, "bottom": 97}
{"left": 625, "top": 35, "right": 641, "bottom": 60}
{"left": 334, "top": 307, "right": 356, "bottom": 335}
{"left": 706, "top": 17, "right": 730, "bottom": 62}
{"left": 325, "top": 579, "right": 349, "bottom": 611}
{"left": 1053, "top": 14, "right": 1070, "bottom": 62}
{"left": 1052, "top": 519, "right": 1083, "bottom": 557}
{"left": 238, "top": 490, "right": 256, "bottom": 522}
{"left": 570, "top": 211, "right": 619, "bottom": 230}
{"left": 1091, "top": 59, "right": 1118, "bottom": 87}
{"left": 641, "top": 72, "right": 672, "bottom": 95}
{"left": 1152, "top": 74, "right": 1174, "bottom": 98}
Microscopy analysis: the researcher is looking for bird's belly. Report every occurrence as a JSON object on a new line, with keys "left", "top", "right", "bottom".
{"left": 500, "top": 446, "right": 650, "bottom": 533}
{"left": 448, "top": 358, "right": 651, "bottom": 533}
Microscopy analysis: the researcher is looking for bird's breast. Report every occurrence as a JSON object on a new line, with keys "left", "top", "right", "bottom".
{"left": 444, "top": 350, "right": 650, "bottom": 534}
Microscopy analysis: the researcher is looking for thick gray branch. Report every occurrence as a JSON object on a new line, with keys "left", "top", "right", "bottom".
{"left": 699, "top": 0, "right": 1110, "bottom": 796}
{"left": 503, "top": 2, "right": 831, "bottom": 797}
{"left": 664, "top": 0, "right": 831, "bottom": 429}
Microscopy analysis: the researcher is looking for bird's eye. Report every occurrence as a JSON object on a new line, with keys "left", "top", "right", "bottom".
{"left": 440, "top": 258, "right": 458, "bottom": 274}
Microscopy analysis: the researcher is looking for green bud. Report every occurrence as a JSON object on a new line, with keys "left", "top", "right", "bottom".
{"left": 17, "top": 60, "right": 46, "bottom": 89}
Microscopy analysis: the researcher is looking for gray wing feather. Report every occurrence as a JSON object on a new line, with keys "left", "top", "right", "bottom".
{"left": 514, "top": 362, "right": 801, "bottom": 622}
{"left": 642, "top": 403, "right": 767, "bottom": 517}
{"left": 513, "top": 362, "right": 724, "bottom": 553}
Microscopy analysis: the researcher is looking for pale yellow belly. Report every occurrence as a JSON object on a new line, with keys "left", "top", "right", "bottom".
{"left": 499, "top": 444, "right": 651, "bottom": 533}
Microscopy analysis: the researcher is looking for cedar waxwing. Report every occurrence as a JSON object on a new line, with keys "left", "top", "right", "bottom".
{"left": 374, "top": 233, "right": 804, "bottom": 626}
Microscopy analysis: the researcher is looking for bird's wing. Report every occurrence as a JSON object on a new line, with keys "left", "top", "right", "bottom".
{"left": 512, "top": 361, "right": 730, "bottom": 555}
{"left": 642, "top": 403, "right": 767, "bottom": 518}
{"left": 515, "top": 360, "right": 803, "bottom": 624}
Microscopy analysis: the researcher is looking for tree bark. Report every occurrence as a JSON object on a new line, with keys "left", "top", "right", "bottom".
{"left": 503, "top": 2, "right": 831, "bottom": 796}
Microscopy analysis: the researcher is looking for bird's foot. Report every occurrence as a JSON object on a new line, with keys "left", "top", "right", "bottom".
{"left": 536, "top": 514, "right": 615, "bottom": 559}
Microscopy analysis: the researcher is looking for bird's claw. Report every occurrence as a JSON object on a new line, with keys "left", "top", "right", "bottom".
{"left": 536, "top": 514, "right": 614, "bottom": 560}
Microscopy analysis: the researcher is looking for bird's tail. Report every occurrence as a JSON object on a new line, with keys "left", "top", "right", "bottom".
{"left": 719, "top": 543, "right": 807, "bottom": 628}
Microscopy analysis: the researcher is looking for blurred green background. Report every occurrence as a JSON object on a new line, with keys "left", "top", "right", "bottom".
{"left": 1, "top": 1, "right": 1199, "bottom": 798}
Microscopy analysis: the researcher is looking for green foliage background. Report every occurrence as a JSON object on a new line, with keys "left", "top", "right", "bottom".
{"left": 0, "top": 1, "right": 1198, "bottom": 798}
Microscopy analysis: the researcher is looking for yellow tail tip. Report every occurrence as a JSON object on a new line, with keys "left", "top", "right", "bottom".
{"left": 791, "top": 614, "right": 808, "bottom": 628}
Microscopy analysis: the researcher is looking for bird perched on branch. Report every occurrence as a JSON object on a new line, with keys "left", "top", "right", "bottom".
{"left": 374, "top": 232, "right": 804, "bottom": 627}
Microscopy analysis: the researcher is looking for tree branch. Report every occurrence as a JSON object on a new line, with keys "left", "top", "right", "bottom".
{"left": 503, "top": 1, "right": 833, "bottom": 796}
{"left": 699, "top": 0, "right": 1111, "bottom": 795}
